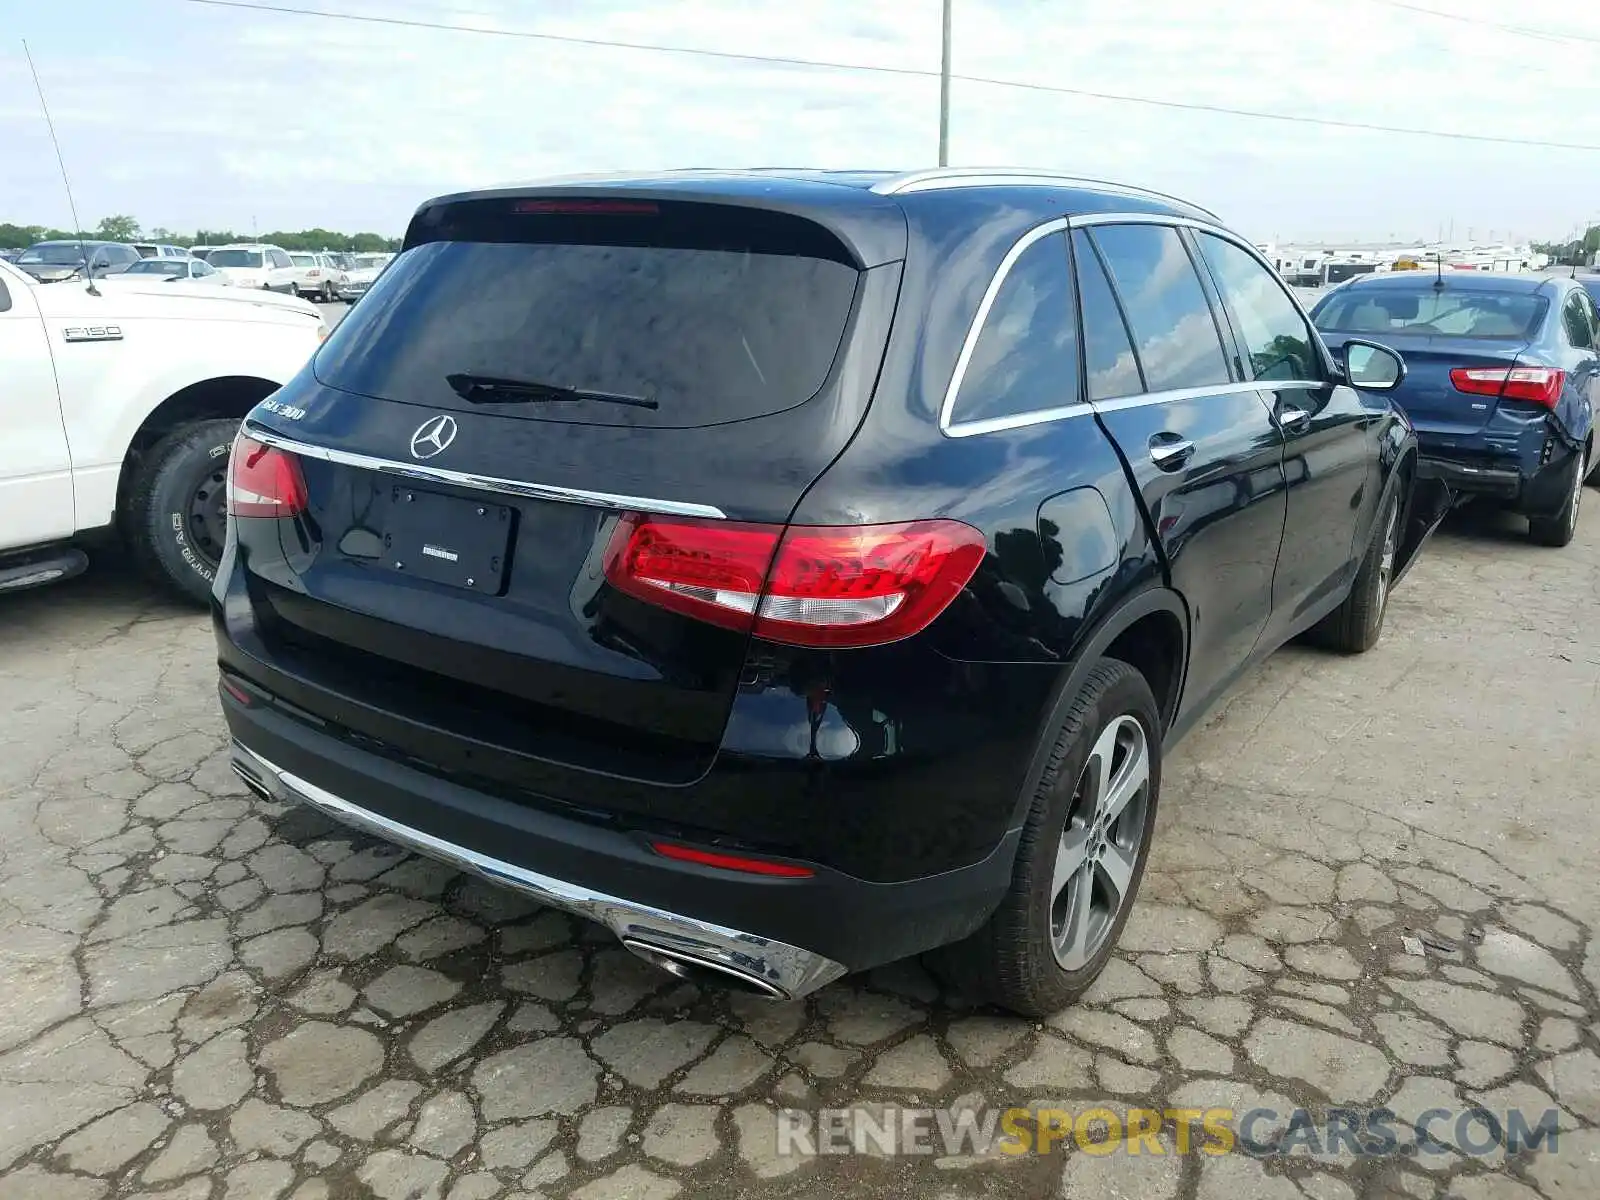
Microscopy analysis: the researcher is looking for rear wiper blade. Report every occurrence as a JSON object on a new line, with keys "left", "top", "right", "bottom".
{"left": 446, "top": 372, "right": 658, "bottom": 410}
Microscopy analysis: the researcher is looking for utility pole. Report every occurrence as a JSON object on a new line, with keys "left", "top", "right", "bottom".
{"left": 938, "top": 0, "right": 952, "bottom": 166}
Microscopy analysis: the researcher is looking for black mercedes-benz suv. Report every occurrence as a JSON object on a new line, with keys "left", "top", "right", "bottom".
{"left": 215, "top": 169, "right": 1447, "bottom": 1015}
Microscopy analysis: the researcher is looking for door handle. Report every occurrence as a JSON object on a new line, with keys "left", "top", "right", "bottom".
{"left": 1278, "top": 407, "right": 1311, "bottom": 432}
{"left": 1148, "top": 435, "right": 1195, "bottom": 470}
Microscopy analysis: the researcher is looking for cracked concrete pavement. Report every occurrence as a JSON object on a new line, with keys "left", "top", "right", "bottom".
{"left": 2, "top": 506, "right": 1598, "bottom": 1200}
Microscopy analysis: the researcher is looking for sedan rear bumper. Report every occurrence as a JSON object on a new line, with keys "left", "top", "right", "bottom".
{"left": 1416, "top": 456, "right": 1521, "bottom": 498}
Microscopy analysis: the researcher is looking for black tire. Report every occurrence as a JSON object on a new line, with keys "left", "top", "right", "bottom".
{"left": 288, "top": 283, "right": 301, "bottom": 298}
{"left": 1529, "top": 445, "right": 1585, "bottom": 547}
{"left": 927, "top": 657, "right": 1161, "bottom": 1017}
{"left": 1306, "top": 486, "right": 1400, "bottom": 654}
{"left": 125, "top": 418, "right": 239, "bottom": 606}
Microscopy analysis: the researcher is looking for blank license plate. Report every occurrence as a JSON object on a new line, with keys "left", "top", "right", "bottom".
{"left": 382, "top": 486, "right": 512, "bottom": 593}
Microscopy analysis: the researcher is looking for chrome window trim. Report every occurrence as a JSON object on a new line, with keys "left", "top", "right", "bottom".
{"left": 241, "top": 422, "right": 729, "bottom": 520}
{"left": 938, "top": 217, "right": 1070, "bottom": 437}
{"left": 944, "top": 379, "right": 1329, "bottom": 438}
{"left": 1071, "top": 212, "right": 1330, "bottom": 342}
{"left": 939, "top": 213, "right": 1335, "bottom": 440}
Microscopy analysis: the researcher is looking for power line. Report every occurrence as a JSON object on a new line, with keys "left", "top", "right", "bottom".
{"left": 1362, "top": 0, "right": 1600, "bottom": 47}
{"left": 174, "top": 0, "right": 1600, "bottom": 152}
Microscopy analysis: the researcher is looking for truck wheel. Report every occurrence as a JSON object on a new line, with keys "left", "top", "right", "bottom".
{"left": 125, "top": 418, "right": 239, "bottom": 606}
{"left": 1529, "top": 446, "right": 1585, "bottom": 547}
{"left": 1305, "top": 487, "right": 1399, "bottom": 654}
{"left": 927, "top": 658, "right": 1161, "bottom": 1017}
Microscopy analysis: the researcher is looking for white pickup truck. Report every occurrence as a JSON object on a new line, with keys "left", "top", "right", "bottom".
{"left": 0, "top": 258, "right": 327, "bottom": 603}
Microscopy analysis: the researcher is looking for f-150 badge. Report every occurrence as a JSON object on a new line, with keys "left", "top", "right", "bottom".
{"left": 63, "top": 325, "right": 123, "bottom": 342}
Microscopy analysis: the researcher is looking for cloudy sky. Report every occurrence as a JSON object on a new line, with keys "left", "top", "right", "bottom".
{"left": 4, "top": 0, "right": 1600, "bottom": 245}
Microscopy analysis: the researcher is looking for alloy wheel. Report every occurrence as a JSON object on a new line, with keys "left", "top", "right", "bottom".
{"left": 1568, "top": 449, "right": 1585, "bottom": 536}
{"left": 1049, "top": 714, "right": 1151, "bottom": 970}
{"left": 1375, "top": 498, "right": 1399, "bottom": 615}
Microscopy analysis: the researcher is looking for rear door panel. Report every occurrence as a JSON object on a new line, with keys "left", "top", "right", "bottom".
{"left": 1190, "top": 230, "right": 1375, "bottom": 623}
{"left": 1072, "top": 223, "right": 1287, "bottom": 720}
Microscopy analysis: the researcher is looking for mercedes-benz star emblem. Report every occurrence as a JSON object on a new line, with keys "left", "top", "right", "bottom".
{"left": 410, "top": 414, "right": 458, "bottom": 460}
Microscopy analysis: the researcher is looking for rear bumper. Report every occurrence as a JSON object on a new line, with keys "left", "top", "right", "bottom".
{"left": 221, "top": 683, "right": 1017, "bottom": 990}
{"left": 1416, "top": 456, "right": 1521, "bottom": 498}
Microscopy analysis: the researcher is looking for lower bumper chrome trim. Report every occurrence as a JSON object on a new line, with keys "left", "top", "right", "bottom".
{"left": 230, "top": 740, "right": 846, "bottom": 1000}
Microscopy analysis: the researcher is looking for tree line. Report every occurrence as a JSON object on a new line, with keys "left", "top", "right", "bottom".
{"left": 1532, "top": 224, "right": 1600, "bottom": 267}
{"left": 0, "top": 214, "right": 400, "bottom": 253}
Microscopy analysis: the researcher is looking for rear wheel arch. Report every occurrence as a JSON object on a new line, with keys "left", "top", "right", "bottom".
{"left": 1005, "top": 586, "right": 1188, "bottom": 831}
{"left": 115, "top": 376, "right": 281, "bottom": 604}
{"left": 116, "top": 375, "right": 281, "bottom": 521}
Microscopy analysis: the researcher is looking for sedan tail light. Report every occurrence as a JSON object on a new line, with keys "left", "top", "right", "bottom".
{"left": 1450, "top": 365, "right": 1564, "bottom": 409}
{"left": 603, "top": 515, "right": 986, "bottom": 648}
{"left": 227, "top": 435, "right": 308, "bottom": 517}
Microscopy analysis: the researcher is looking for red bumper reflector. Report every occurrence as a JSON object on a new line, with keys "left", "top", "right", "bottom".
{"left": 650, "top": 841, "right": 815, "bottom": 878}
{"left": 219, "top": 676, "right": 253, "bottom": 706}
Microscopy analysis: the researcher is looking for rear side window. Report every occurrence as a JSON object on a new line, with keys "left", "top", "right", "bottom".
{"left": 1089, "top": 225, "right": 1232, "bottom": 391}
{"left": 1562, "top": 294, "right": 1594, "bottom": 349}
{"left": 1314, "top": 287, "right": 1546, "bottom": 340}
{"left": 1071, "top": 230, "right": 1142, "bottom": 401}
{"left": 1195, "top": 233, "right": 1321, "bottom": 382}
{"left": 947, "top": 230, "right": 1080, "bottom": 427}
{"left": 317, "top": 202, "right": 862, "bottom": 428}
{"left": 0, "top": 279, "right": 10, "bottom": 313}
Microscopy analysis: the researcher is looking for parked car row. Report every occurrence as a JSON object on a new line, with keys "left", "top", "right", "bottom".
{"left": 8, "top": 238, "right": 388, "bottom": 302}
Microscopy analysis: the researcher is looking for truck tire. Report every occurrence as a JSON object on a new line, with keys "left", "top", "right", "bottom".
{"left": 1305, "top": 486, "right": 1399, "bottom": 654}
{"left": 927, "top": 657, "right": 1162, "bottom": 1016}
{"left": 125, "top": 418, "right": 239, "bottom": 606}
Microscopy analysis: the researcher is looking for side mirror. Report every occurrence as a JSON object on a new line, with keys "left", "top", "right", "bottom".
{"left": 1342, "top": 339, "right": 1406, "bottom": 391}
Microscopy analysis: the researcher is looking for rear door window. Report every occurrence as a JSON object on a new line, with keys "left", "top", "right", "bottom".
{"left": 1195, "top": 233, "right": 1322, "bottom": 382}
{"left": 1562, "top": 294, "right": 1594, "bottom": 349}
{"left": 316, "top": 202, "right": 862, "bottom": 428}
{"left": 1089, "top": 224, "right": 1232, "bottom": 391}
{"left": 1071, "top": 230, "right": 1143, "bottom": 401}
{"left": 947, "top": 230, "right": 1080, "bottom": 427}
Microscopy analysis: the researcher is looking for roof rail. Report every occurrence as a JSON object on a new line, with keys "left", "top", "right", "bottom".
{"left": 869, "top": 168, "right": 1219, "bottom": 219}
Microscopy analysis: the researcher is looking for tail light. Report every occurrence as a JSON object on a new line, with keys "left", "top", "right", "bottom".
{"left": 602, "top": 515, "right": 986, "bottom": 648}
{"left": 1450, "top": 365, "right": 1564, "bottom": 409}
{"left": 227, "top": 435, "right": 308, "bottom": 518}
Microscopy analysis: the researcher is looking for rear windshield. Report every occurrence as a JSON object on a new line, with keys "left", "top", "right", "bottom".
{"left": 19, "top": 244, "right": 85, "bottom": 265}
{"left": 1314, "top": 286, "right": 1546, "bottom": 339}
{"left": 210, "top": 249, "right": 263, "bottom": 268}
{"left": 313, "top": 201, "right": 862, "bottom": 427}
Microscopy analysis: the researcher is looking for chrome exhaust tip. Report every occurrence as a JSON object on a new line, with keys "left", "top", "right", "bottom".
{"left": 231, "top": 760, "right": 275, "bottom": 802}
{"left": 621, "top": 938, "right": 790, "bottom": 1000}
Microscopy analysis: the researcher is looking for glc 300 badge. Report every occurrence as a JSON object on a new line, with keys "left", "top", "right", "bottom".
{"left": 63, "top": 325, "right": 123, "bottom": 343}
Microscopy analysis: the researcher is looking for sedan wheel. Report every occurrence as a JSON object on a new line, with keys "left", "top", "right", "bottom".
{"left": 1530, "top": 446, "right": 1586, "bottom": 547}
